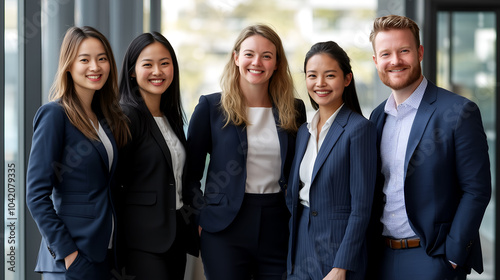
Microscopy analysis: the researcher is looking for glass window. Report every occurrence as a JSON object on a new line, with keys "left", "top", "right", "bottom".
{"left": 437, "top": 11, "right": 496, "bottom": 280}
{"left": 161, "top": 0, "right": 378, "bottom": 119}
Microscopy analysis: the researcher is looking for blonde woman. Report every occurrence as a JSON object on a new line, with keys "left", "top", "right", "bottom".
{"left": 26, "top": 26, "right": 128, "bottom": 280}
{"left": 187, "top": 24, "right": 306, "bottom": 280}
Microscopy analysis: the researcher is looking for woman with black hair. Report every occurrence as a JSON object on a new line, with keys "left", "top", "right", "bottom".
{"left": 286, "top": 41, "right": 377, "bottom": 280}
{"left": 116, "top": 32, "right": 197, "bottom": 280}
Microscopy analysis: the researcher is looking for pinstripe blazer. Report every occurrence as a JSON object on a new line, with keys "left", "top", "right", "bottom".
{"left": 286, "top": 106, "right": 377, "bottom": 279}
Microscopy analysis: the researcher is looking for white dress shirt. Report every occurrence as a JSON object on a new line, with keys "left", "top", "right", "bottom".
{"left": 299, "top": 104, "right": 344, "bottom": 207}
{"left": 245, "top": 107, "right": 281, "bottom": 194}
{"left": 380, "top": 78, "right": 427, "bottom": 238}
{"left": 154, "top": 116, "right": 186, "bottom": 210}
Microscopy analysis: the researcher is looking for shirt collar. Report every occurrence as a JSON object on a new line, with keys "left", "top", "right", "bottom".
{"left": 308, "top": 103, "right": 344, "bottom": 134}
{"left": 384, "top": 77, "right": 428, "bottom": 115}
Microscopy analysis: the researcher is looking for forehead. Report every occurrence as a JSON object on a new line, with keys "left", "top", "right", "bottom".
{"left": 240, "top": 35, "right": 276, "bottom": 52}
{"left": 77, "top": 37, "right": 105, "bottom": 53}
{"left": 373, "top": 28, "right": 418, "bottom": 51}
{"left": 306, "top": 53, "right": 341, "bottom": 70}
{"left": 138, "top": 41, "right": 171, "bottom": 58}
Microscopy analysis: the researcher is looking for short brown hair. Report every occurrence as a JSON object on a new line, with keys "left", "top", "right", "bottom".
{"left": 369, "top": 15, "right": 421, "bottom": 50}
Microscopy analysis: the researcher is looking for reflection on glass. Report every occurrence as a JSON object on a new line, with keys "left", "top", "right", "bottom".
{"left": 438, "top": 11, "right": 496, "bottom": 280}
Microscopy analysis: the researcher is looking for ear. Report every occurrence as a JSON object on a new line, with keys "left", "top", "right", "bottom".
{"left": 234, "top": 51, "right": 239, "bottom": 67}
{"left": 372, "top": 54, "right": 377, "bottom": 66}
{"left": 130, "top": 72, "right": 136, "bottom": 78}
{"left": 344, "top": 72, "right": 353, "bottom": 87}
{"left": 418, "top": 45, "right": 424, "bottom": 62}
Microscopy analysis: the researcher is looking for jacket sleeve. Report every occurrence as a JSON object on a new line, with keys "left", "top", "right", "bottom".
{"left": 333, "top": 119, "right": 377, "bottom": 271}
{"left": 26, "top": 103, "right": 78, "bottom": 261}
{"left": 446, "top": 100, "right": 491, "bottom": 267}
{"left": 186, "top": 95, "right": 212, "bottom": 212}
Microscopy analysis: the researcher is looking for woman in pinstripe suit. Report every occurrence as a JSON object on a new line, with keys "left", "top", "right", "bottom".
{"left": 286, "top": 41, "right": 377, "bottom": 280}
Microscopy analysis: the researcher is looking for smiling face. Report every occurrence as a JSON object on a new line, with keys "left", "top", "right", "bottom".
{"left": 372, "top": 28, "right": 423, "bottom": 95}
{"left": 306, "top": 53, "right": 352, "bottom": 114}
{"left": 69, "top": 37, "right": 110, "bottom": 97}
{"left": 234, "top": 35, "right": 278, "bottom": 90}
{"left": 132, "top": 41, "right": 174, "bottom": 100}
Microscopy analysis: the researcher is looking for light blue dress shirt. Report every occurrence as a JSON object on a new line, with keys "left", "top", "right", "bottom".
{"left": 380, "top": 78, "right": 427, "bottom": 238}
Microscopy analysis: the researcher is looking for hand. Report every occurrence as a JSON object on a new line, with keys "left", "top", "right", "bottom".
{"left": 323, "top": 268, "right": 346, "bottom": 280}
{"left": 198, "top": 225, "right": 202, "bottom": 237}
{"left": 64, "top": 250, "right": 78, "bottom": 270}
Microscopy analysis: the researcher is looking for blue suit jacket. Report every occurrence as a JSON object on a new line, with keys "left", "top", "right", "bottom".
{"left": 26, "top": 101, "right": 117, "bottom": 272}
{"left": 186, "top": 93, "right": 306, "bottom": 233}
{"left": 368, "top": 81, "right": 491, "bottom": 273}
{"left": 286, "top": 106, "right": 376, "bottom": 279}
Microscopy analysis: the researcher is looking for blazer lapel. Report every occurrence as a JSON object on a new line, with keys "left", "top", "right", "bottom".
{"left": 310, "top": 107, "right": 349, "bottom": 184}
{"left": 147, "top": 113, "right": 174, "bottom": 172}
{"left": 101, "top": 119, "right": 118, "bottom": 176}
{"left": 404, "top": 82, "right": 437, "bottom": 176}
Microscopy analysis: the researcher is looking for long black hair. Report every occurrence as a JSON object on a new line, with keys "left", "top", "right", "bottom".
{"left": 304, "top": 41, "right": 362, "bottom": 115}
{"left": 119, "top": 32, "right": 185, "bottom": 133}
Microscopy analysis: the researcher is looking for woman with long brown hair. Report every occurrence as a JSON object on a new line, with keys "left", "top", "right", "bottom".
{"left": 26, "top": 26, "right": 128, "bottom": 280}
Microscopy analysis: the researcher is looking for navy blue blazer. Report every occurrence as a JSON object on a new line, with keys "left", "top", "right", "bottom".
{"left": 368, "top": 81, "right": 491, "bottom": 273}
{"left": 26, "top": 101, "right": 117, "bottom": 272}
{"left": 286, "top": 106, "right": 376, "bottom": 279}
{"left": 186, "top": 93, "right": 306, "bottom": 233}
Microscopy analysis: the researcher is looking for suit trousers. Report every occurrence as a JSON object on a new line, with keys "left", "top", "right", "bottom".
{"left": 200, "top": 193, "right": 290, "bottom": 280}
{"left": 124, "top": 211, "right": 188, "bottom": 280}
{"left": 41, "top": 250, "right": 112, "bottom": 280}
{"left": 287, "top": 206, "right": 323, "bottom": 280}
{"left": 374, "top": 244, "right": 467, "bottom": 280}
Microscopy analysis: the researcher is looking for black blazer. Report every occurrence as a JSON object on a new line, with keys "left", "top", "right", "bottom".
{"left": 116, "top": 103, "right": 198, "bottom": 256}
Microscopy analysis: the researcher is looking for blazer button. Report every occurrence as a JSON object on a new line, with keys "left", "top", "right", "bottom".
{"left": 311, "top": 211, "right": 318, "bottom": 217}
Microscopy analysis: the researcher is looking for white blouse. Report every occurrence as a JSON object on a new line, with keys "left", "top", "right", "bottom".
{"left": 299, "top": 104, "right": 344, "bottom": 207}
{"left": 245, "top": 107, "right": 281, "bottom": 194}
{"left": 154, "top": 116, "right": 186, "bottom": 210}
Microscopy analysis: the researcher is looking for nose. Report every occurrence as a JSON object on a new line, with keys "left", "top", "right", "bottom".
{"left": 317, "top": 76, "right": 326, "bottom": 87}
{"left": 152, "top": 64, "right": 161, "bottom": 75}
{"left": 89, "top": 60, "right": 101, "bottom": 71}
{"left": 251, "top": 56, "right": 262, "bottom": 66}
{"left": 390, "top": 53, "right": 402, "bottom": 65}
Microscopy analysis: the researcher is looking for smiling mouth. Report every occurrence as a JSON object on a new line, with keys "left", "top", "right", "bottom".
{"left": 150, "top": 79, "right": 164, "bottom": 85}
{"left": 87, "top": 75, "right": 101, "bottom": 81}
{"left": 248, "top": 70, "right": 263, "bottom": 74}
{"left": 315, "top": 91, "right": 331, "bottom": 96}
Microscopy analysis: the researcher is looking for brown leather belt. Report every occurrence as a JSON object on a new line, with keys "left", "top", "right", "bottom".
{"left": 385, "top": 237, "right": 420, "bottom": 249}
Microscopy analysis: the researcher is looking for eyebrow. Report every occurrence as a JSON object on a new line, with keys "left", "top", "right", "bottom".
{"left": 77, "top": 53, "right": 107, "bottom": 57}
{"left": 140, "top": 57, "right": 171, "bottom": 62}
{"left": 306, "top": 69, "right": 338, "bottom": 73}
{"left": 242, "top": 49, "right": 274, "bottom": 55}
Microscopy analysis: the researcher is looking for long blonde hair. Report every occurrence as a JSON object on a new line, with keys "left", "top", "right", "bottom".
{"left": 220, "top": 24, "right": 299, "bottom": 132}
{"left": 50, "top": 26, "right": 129, "bottom": 147}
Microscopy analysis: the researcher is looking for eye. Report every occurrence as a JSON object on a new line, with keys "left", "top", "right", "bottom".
{"left": 142, "top": 63, "right": 152, "bottom": 67}
{"left": 98, "top": 56, "right": 108, "bottom": 61}
{"left": 80, "top": 58, "right": 88, "bottom": 63}
{"left": 263, "top": 55, "right": 272, "bottom": 59}
{"left": 244, "top": 53, "right": 253, "bottom": 57}
{"left": 161, "top": 61, "right": 170, "bottom": 66}
{"left": 307, "top": 74, "right": 316, "bottom": 79}
{"left": 326, "top": 74, "right": 335, "bottom": 78}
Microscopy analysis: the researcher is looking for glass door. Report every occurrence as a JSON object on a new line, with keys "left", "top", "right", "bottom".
{"left": 437, "top": 11, "right": 496, "bottom": 280}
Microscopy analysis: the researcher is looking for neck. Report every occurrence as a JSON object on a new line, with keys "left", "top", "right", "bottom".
{"left": 241, "top": 84, "right": 272, "bottom": 107}
{"left": 75, "top": 89, "right": 95, "bottom": 116}
{"left": 142, "top": 93, "right": 163, "bottom": 117}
